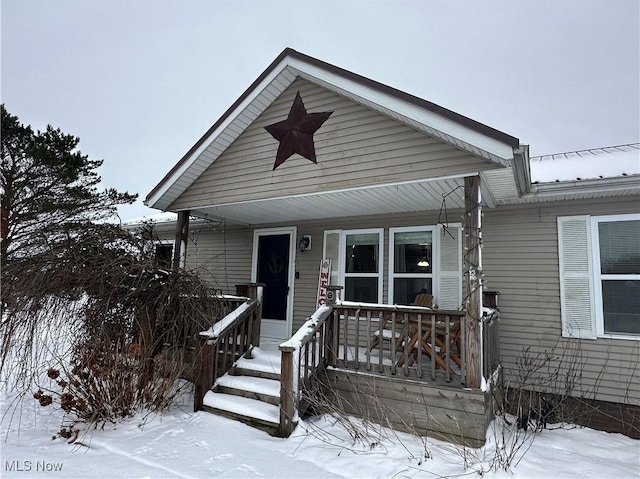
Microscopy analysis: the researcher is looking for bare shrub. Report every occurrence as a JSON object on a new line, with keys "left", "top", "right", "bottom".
{"left": 1, "top": 222, "right": 222, "bottom": 434}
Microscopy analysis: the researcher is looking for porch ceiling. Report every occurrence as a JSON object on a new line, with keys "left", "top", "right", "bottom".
{"left": 188, "top": 177, "right": 477, "bottom": 226}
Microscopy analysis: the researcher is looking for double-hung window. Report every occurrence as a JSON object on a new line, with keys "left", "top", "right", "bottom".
{"left": 389, "top": 227, "right": 435, "bottom": 305}
{"left": 558, "top": 214, "right": 640, "bottom": 339}
{"left": 592, "top": 215, "right": 640, "bottom": 336}
{"left": 324, "top": 225, "right": 461, "bottom": 308}
{"left": 341, "top": 229, "right": 383, "bottom": 303}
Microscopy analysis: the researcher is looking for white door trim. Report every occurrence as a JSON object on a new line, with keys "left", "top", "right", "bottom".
{"left": 251, "top": 226, "right": 297, "bottom": 340}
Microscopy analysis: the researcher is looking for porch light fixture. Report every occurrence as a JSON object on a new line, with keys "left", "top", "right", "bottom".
{"left": 298, "top": 235, "right": 311, "bottom": 253}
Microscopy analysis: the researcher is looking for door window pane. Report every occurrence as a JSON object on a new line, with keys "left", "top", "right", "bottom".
{"left": 602, "top": 280, "right": 640, "bottom": 335}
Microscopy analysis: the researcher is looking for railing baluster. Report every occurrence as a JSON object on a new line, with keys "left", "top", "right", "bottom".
{"left": 342, "top": 309, "right": 349, "bottom": 364}
{"left": 460, "top": 314, "right": 466, "bottom": 385}
{"left": 354, "top": 308, "right": 361, "bottom": 370}
{"left": 366, "top": 310, "right": 372, "bottom": 371}
{"left": 403, "top": 312, "right": 409, "bottom": 377}
{"left": 416, "top": 313, "right": 422, "bottom": 379}
{"left": 430, "top": 314, "right": 436, "bottom": 381}
{"left": 391, "top": 312, "right": 397, "bottom": 375}
{"left": 377, "top": 312, "right": 383, "bottom": 373}
{"left": 445, "top": 315, "right": 451, "bottom": 383}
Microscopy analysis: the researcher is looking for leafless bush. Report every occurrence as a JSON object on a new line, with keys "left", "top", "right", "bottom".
{"left": 299, "top": 374, "right": 432, "bottom": 464}
{"left": 1, "top": 223, "right": 222, "bottom": 433}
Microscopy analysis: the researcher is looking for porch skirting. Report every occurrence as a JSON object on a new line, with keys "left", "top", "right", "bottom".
{"left": 317, "top": 368, "right": 493, "bottom": 447}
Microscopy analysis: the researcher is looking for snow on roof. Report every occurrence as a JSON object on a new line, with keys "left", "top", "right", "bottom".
{"left": 121, "top": 212, "right": 177, "bottom": 226}
{"left": 530, "top": 143, "right": 640, "bottom": 184}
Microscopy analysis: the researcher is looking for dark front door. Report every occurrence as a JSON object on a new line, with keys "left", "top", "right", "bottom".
{"left": 257, "top": 234, "right": 290, "bottom": 321}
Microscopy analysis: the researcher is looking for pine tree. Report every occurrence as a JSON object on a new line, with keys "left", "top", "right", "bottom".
{"left": 0, "top": 104, "right": 137, "bottom": 264}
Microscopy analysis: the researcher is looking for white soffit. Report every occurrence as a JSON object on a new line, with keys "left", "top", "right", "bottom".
{"left": 188, "top": 177, "right": 468, "bottom": 226}
{"left": 147, "top": 53, "right": 516, "bottom": 211}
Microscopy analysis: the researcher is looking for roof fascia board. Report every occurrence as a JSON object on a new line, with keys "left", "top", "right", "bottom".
{"left": 288, "top": 58, "right": 515, "bottom": 162}
{"left": 511, "top": 145, "right": 531, "bottom": 196}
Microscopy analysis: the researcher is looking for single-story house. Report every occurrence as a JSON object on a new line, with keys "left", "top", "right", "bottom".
{"left": 143, "top": 48, "right": 639, "bottom": 443}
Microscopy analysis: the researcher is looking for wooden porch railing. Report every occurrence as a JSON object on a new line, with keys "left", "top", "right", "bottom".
{"left": 331, "top": 301, "right": 467, "bottom": 383}
{"left": 278, "top": 304, "right": 336, "bottom": 437}
{"left": 277, "top": 296, "right": 473, "bottom": 436}
{"left": 193, "top": 284, "right": 263, "bottom": 412}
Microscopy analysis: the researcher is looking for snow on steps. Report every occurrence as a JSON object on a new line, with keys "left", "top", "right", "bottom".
{"left": 233, "top": 346, "right": 281, "bottom": 380}
{"left": 202, "top": 391, "right": 280, "bottom": 434}
{"left": 202, "top": 345, "right": 286, "bottom": 436}
{"left": 214, "top": 374, "right": 280, "bottom": 405}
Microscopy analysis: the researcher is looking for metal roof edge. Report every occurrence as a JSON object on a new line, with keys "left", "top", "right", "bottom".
{"left": 530, "top": 175, "right": 640, "bottom": 196}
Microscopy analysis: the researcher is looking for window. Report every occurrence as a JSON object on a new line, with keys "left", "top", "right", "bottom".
{"left": 389, "top": 227, "right": 435, "bottom": 305}
{"left": 341, "top": 229, "right": 383, "bottom": 303}
{"left": 154, "top": 242, "right": 174, "bottom": 268}
{"left": 323, "top": 225, "right": 461, "bottom": 308}
{"left": 593, "top": 215, "right": 640, "bottom": 336}
{"left": 558, "top": 214, "right": 640, "bottom": 339}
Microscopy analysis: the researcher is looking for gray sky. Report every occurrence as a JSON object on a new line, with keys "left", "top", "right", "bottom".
{"left": 2, "top": 0, "right": 639, "bottom": 220}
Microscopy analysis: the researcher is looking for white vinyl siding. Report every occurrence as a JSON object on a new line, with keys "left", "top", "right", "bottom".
{"left": 558, "top": 216, "right": 597, "bottom": 339}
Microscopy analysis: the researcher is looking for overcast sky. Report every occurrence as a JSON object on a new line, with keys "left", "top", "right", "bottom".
{"left": 2, "top": 0, "right": 639, "bottom": 220}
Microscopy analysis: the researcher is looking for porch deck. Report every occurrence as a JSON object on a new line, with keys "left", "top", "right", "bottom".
{"left": 229, "top": 341, "right": 491, "bottom": 446}
{"left": 192, "top": 286, "right": 499, "bottom": 446}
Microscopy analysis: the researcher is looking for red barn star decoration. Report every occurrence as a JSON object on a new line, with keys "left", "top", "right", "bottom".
{"left": 264, "top": 92, "right": 333, "bottom": 170}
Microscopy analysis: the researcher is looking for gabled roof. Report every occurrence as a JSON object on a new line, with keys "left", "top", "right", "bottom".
{"left": 146, "top": 48, "right": 521, "bottom": 211}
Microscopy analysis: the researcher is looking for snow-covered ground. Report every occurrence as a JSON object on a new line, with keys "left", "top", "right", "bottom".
{"left": 1, "top": 386, "right": 638, "bottom": 479}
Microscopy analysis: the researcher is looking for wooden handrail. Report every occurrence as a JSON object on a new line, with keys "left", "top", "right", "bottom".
{"left": 278, "top": 304, "right": 335, "bottom": 437}
{"left": 193, "top": 284, "right": 263, "bottom": 412}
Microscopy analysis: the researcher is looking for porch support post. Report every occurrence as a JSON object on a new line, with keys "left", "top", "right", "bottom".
{"left": 246, "top": 283, "right": 264, "bottom": 348}
{"left": 173, "top": 210, "right": 190, "bottom": 269}
{"left": 463, "top": 176, "right": 483, "bottom": 389}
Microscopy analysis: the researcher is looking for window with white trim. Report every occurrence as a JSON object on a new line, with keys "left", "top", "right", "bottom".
{"left": 592, "top": 215, "right": 640, "bottom": 336}
{"left": 558, "top": 214, "right": 639, "bottom": 339}
{"left": 341, "top": 229, "right": 383, "bottom": 303}
{"left": 389, "top": 227, "right": 435, "bottom": 305}
{"left": 323, "top": 225, "right": 461, "bottom": 308}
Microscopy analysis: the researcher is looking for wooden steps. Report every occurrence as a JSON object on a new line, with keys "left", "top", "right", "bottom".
{"left": 202, "top": 345, "right": 287, "bottom": 436}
